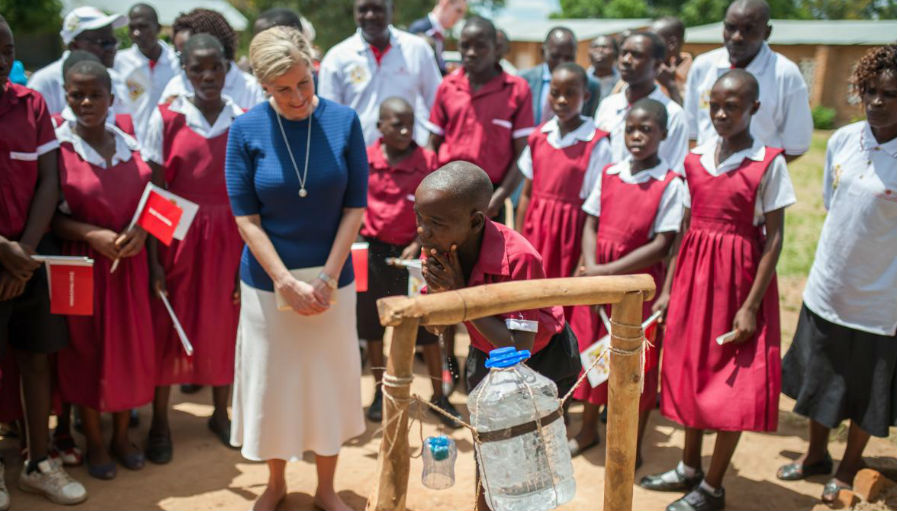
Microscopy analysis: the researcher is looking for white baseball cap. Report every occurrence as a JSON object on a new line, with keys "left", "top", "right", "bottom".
{"left": 60, "top": 6, "right": 127, "bottom": 46}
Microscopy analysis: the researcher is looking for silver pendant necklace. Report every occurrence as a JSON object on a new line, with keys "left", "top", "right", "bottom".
{"left": 274, "top": 106, "right": 313, "bottom": 198}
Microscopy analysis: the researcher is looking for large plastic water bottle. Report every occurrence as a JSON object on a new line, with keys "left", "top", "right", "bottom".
{"left": 467, "top": 347, "right": 575, "bottom": 511}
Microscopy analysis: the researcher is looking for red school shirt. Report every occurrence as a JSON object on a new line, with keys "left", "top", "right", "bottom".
{"left": 0, "top": 82, "right": 59, "bottom": 241}
{"left": 428, "top": 69, "right": 534, "bottom": 184}
{"left": 463, "top": 221, "right": 565, "bottom": 354}
{"left": 361, "top": 139, "right": 438, "bottom": 245}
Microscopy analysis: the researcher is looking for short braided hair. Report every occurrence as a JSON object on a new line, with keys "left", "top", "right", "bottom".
{"left": 177, "top": 8, "right": 237, "bottom": 61}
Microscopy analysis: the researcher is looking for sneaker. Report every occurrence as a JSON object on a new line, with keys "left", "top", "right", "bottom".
{"left": 18, "top": 459, "right": 87, "bottom": 505}
{"left": 366, "top": 387, "right": 383, "bottom": 423}
{"left": 640, "top": 466, "right": 704, "bottom": 492}
{"left": 51, "top": 434, "right": 84, "bottom": 467}
{"left": 429, "top": 395, "right": 463, "bottom": 430}
{"left": 665, "top": 486, "right": 725, "bottom": 511}
{"left": 0, "top": 462, "right": 10, "bottom": 511}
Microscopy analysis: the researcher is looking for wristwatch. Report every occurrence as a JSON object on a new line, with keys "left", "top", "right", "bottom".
{"left": 317, "top": 271, "right": 338, "bottom": 290}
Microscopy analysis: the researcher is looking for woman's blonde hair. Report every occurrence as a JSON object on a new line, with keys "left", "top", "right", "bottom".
{"left": 249, "top": 26, "right": 313, "bottom": 84}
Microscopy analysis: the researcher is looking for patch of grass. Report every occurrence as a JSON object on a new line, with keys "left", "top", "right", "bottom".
{"left": 777, "top": 130, "right": 832, "bottom": 278}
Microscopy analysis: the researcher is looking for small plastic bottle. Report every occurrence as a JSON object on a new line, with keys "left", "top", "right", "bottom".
{"left": 421, "top": 435, "right": 457, "bottom": 490}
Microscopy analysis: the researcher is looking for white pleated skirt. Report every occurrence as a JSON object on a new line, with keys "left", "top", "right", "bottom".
{"left": 230, "top": 282, "right": 365, "bottom": 460}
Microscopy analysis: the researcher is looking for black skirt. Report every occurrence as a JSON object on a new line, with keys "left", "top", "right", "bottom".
{"left": 782, "top": 303, "right": 897, "bottom": 438}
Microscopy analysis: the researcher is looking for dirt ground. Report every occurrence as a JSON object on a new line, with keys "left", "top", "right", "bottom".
{"left": 5, "top": 285, "right": 897, "bottom": 511}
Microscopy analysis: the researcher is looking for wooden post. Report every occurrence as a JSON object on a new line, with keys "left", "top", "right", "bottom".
{"left": 604, "top": 291, "right": 645, "bottom": 511}
{"left": 368, "top": 319, "right": 420, "bottom": 511}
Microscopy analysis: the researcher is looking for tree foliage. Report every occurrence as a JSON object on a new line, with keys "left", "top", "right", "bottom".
{"left": 0, "top": 0, "right": 62, "bottom": 33}
{"left": 554, "top": 0, "right": 895, "bottom": 24}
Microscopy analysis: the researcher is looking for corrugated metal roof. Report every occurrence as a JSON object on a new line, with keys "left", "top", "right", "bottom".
{"left": 685, "top": 19, "right": 897, "bottom": 45}
{"left": 60, "top": 0, "right": 249, "bottom": 31}
{"left": 486, "top": 18, "right": 652, "bottom": 42}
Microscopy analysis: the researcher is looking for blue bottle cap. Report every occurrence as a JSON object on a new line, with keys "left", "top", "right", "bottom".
{"left": 427, "top": 436, "right": 451, "bottom": 461}
{"left": 484, "top": 347, "right": 531, "bottom": 368}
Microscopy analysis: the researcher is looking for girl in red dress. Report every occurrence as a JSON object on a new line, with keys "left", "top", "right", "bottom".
{"left": 516, "top": 63, "right": 612, "bottom": 286}
{"left": 52, "top": 60, "right": 155, "bottom": 479}
{"left": 142, "top": 34, "right": 244, "bottom": 462}
{"left": 567, "top": 99, "right": 684, "bottom": 464}
{"left": 641, "top": 70, "right": 795, "bottom": 511}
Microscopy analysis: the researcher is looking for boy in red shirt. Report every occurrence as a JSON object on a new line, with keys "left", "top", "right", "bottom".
{"left": 0, "top": 14, "right": 87, "bottom": 505}
{"left": 416, "top": 161, "right": 580, "bottom": 394}
{"left": 359, "top": 97, "right": 461, "bottom": 427}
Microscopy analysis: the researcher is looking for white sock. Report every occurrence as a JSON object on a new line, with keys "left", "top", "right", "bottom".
{"left": 677, "top": 461, "right": 698, "bottom": 478}
{"left": 700, "top": 479, "right": 723, "bottom": 496}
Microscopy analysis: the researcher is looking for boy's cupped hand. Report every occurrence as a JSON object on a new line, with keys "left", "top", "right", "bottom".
{"left": 423, "top": 245, "right": 465, "bottom": 293}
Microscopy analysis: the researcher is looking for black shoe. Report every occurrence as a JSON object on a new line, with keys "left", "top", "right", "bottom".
{"left": 128, "top": 409, "right": 140, "bottom": 428}
{"left": 146, "top": 432, "right": 173, "bottom": 465}
{"left": 180, "top": 384, "right": 203, "bottom": 394}
{"left": 640, "top": 466, "right": 705, "bottom": 492}
{"left": 208, "top": 417, "right": 237, "bottom": 449}
{"left": 429, "top": 395, "right": 463, "bottom": 429}
{"left": 666, "top": 486, "right": 725, "bottom": 511}
{"left": 366, "top": 388, "right": 383, "bottom": 423}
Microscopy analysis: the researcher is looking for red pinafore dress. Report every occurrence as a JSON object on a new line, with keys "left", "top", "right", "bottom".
{"left": 660, "top": 147, "right": 783, "bottom": 432}
{"left": 570, "top": 164, "right": 676, "bottom": 410}
{"left": 56, "top": 136, "right": 156, "bottom": 412}
{"left": 521, "top": 126, "right": 608, "bottom": 283}
{"left": 152, "top": 103, "right": 243, "bottom": 386}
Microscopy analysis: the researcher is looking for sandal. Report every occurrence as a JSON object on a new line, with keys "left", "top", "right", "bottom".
{"left": 822, "top": 478, "right": 852, "bottom": 503}
{"left": 110, "top": 442, "right": 145, "bottom": 471}
{"left": 777, "top": 454, "right": 833, "bottom": 481}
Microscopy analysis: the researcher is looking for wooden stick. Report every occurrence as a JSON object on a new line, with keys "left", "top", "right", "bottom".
{"left": 604, "top": 291, "right": 645, "bottom": 511}
{"left": 368, "top": 319, "right": 420, "bottom": 511}
{"left": 377, "top": 275, "right": 655, "bottom": 327}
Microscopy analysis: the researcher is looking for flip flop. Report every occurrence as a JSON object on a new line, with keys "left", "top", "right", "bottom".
{"left": 777, "top": 454, "right": 833, "bottom": 481}
{"left": 822, "top": 478, "right": 852, "bottom": 503}
{"left": 568, "top": 437, "right": 600, "bottom": 457}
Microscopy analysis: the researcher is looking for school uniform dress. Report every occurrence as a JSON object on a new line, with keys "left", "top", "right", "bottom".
{"left": 570, "top": 160, "right": 684, "bottom": 410}
{"left": 782, "top": 121, "right": 897, "bottom": 438}
{"left": 518, "top": 117, "right": 611, "bottom": 282}
{"left": 427, "top": 68, "right": 534, "bottom": 186}
{"left": 226, "top": 98, "right": 367, "bottom": 460}
{"left": 54, "top": 121, "right": 155, "bottom": 412}
{"left": 660, "top": 138, "right": 795, "bottom": 432}
{"left": 142, "top": 96, "right": 245, "bottom": 386}
{"left": 114, "top": 41, "right": 181, "bottom": 145}
{"left": 0, "top": 82, "right": 68, "bottom": 421}
{"left": 159, "top": 64, "right": 265, "bottom": 111}
{"left": 459, "top": 222, "right": 581, "bottom": 396}
{"left": 357, "top": 140, "right": 438, "bottom": 345}
{"left": 594, "top": 85, "right": 689, "bottom": 173}
{"left": 318, "top": 26, "right": 442, "bottom": 146}
{"left": 684, "top": 42, "right": 813, "bottom": 155}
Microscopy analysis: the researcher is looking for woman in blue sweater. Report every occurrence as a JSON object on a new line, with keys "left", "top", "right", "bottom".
{"left": 225, "top": 26, "right": 367, "bottom": 511}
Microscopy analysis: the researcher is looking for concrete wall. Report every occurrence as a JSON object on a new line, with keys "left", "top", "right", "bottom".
{"left": 683, "top": 42, "right": 878, "bottom": 124}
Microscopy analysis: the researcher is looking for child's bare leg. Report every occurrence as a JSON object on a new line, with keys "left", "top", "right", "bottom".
{"left": 111, "top": 410, "right": 141, "bottom": 461}
{"left": 15, "top": 349, "right": 52, "bottom": 462}
{"left": 422, "top": 343, "right": 444, "bottom": 398}
{"left": 801, "top": 419, "right": 831, "bottom": 465}
{"left": 368, "top": 339, "right": 385, "bottom": 386}
{"left": 150, "top": 385, "right": 170, "bottom": 436}
{"left": 704, "top": 430, "right": 741, "bottom": 488}
{"left": 636, "top": 408, "right": 651, "bottom": 468}
{"left": 211, "top": 385, "right": 230, "bottom": 430}
{"left": 81, "top": 407, "right": 110, "bottom": 465}
{"left": 254, "top": 459, "right": 286, "bottom": 511}
{"left": 683, "top": 427, "right": 704, "bottom": 471}
{"left": 573, "top": 402, "right": 601, "bottom": 450}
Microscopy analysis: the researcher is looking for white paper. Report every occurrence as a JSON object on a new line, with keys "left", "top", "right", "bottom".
{"left": 579, "top": 310, "right": 663, "bottom": 388}
{"left": 716, "top": 330, "right": 738, "bottom": 345}
{"left": 129, "top": 183, "right": 199, "bottom": 240}
{"left": 158, "top": 292, "right": 194, "bottom": 356}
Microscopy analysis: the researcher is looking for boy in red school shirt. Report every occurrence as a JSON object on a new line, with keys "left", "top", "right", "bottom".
{"left": 416, "top": 161, "right": 580, "bottom": 396}
{"left": 417, "top": 161, "right": 581, "bottom": 510}
{"left": 0, "top": 15, "right": 88, "bottom": 506}
{"left": 358, "top": 97, "right": 462, "bottom": 427}
{"left": 426, "top": 16, "right": 534, "bottom": 222}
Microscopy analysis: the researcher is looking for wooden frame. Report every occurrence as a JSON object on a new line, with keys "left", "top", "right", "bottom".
{"left": 367, "top": 275, "right": 655, "bottom": 511}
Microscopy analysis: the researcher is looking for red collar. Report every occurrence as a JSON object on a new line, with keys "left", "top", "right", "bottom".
{"left": 370, "top": 43, "right": 391, "bottom": 65}
{"left": 447, "top": 67, "right": 511, "bottom": 98}
{"left": 468, "top": 221, "right": 512, "bottom": 286}
{"left": 366, "top": 139, "right": 423, "bottom": 173}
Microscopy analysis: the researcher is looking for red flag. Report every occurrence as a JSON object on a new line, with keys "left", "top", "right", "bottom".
{"left": 136, "top": 190, "right": 183, "bottom": 246}
{"left": 48, "top": 263, "right": 94, "bottom": 316}
{"left": 351, "top": 242, "right": 369, "bottom": 292}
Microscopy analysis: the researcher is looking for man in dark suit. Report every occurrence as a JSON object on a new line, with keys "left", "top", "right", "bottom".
{"left": 519, "top": 26, "right": 602, "bottom": 123}
{"left": 408, "top": 0, "right": 467, "bottom": 73}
